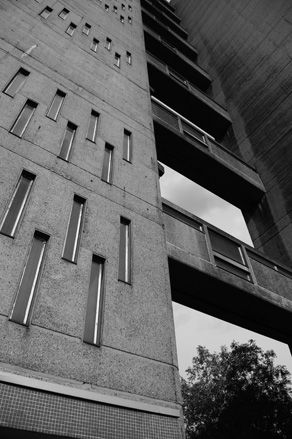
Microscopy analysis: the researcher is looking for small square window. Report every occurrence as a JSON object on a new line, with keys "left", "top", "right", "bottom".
{"left": 128, "top": 5, "right": 132, "bottom": 11}
{"left": 39, "top": 6, "right": 53, "bottom": 19}
{"left": 58, "top": 8, "right": 69, "bottom": 20}
{"left": 126, "top": 51, "right": 132, "bottom": 65}
{"left": 121, "top": 3, "right": 125, "bottom": 10}
{"left": 128, "top": 16, "right": 132, "bottom": 24}
{"left": 105, "top": 4, "right": 109, "bottom": 12}
{"left": 82, "top": 23, "right": 91, "bottom": 36}
{"left": 66, "top": 22, "right": 77, "bottom": 36}
{"left": 120, "top": 15, "right": 124, "bottom": 23}
{"left": 114, "top": 53, "right": 121, "bottom": 68}
{"left": 105, "top": 37, "right": 112, "bottom": 51}
{"left": 113, "top": 5, "right": 117, "bottom": 13}
{"left": 91, "top": 38, "right": 99, "bottom": 52}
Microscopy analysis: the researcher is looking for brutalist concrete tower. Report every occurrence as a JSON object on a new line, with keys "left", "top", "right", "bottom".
{"left": 0, "top": 0, "right": 292, "bottom": 438}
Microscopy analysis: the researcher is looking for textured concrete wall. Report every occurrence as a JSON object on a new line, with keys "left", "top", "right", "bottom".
{"left": 0, "top": 1, "right": 183, "bottom": 435}
{"left": 174, "top": 0, "right": 292, "bottom": 267}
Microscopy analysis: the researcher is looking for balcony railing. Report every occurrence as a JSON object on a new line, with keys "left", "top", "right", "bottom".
{"left": 152, "top": 97, "right": 265, "bottom": 208}
{"left": 144, "top": 0, "right": 181, "bottom": 23}
{"left": 141, "top": 0, "right": 187, "bottom": 38}
{"left": 142, "top": 9, "right": 198, "bottom": 62}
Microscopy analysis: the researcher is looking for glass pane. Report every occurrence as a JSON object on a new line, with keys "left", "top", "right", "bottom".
{"left": 59, "top": 122, "right": 76, "bottom": 161}
{"left": 215, "top": 257, "right": 251, "bottom": 281}
{"left": 10, "top": 231, "right": 49, "bottom": 325}
{"left": 181, "top": 120, "right": 205, "bottom": 143}
{"left": 4, "top": 69, "right": 29, "bottom": 97}
{"left": 87, "top": 112, "right": 98, "bottom": 142}
{"left": 119, "top": 218, "right": 131, "bottom": 283}
{"left": 209, "top": 230, "right": 245, "bottom": 265}
{"left": 83, "top": 255, "right": 105, "bottom": 345}
{"left": 62, "top": 195, "right": 85, "bottom": 263}
{"left": 0, "top": 171, "right": 35, "bottom": 237}
{"left": 10, "top": 100, "right": 37, "bottom": 137}
{"left": 101, "top": 144, "right": 113, "bottom": 183}
{"left": 47, "top": 91, "right": 65, "bottom": 120}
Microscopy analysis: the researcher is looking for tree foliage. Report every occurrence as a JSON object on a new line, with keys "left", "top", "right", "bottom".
{"left": 182, "top": 340, "right": 292, "bottom": 438}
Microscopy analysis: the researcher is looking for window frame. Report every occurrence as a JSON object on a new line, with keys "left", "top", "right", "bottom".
{"left": 3, "top": 68, "right": 30, "bottom": 98}
{"left": 62, "top": 194, "right": 86, "bottom": 264}
{"left": 10, "top": 99, "right": 38, "bottom": 138}
{"left": 58, "top": 121, "right": 77, "bottom": 162}
{"left": 118, "top": 217, "right": 132, "bottom": 284}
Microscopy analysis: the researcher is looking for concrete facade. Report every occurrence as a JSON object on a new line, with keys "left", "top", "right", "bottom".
{"left": 0, "top": 0, "right": 292, "bottom": 438}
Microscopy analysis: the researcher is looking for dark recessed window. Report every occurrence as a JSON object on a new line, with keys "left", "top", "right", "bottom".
{"left": 10, "top": 99, "right": 38, "bottom": 138}
{"left": 128, "top": 16, "right": 132, "bottom": 24}
{"left": 0, "top": 170, "right": 35, "bottom": 238}
{"left": 91, "top": 38, "right": 99, "bottom": 52}
{"left": 105, "top": 37, "right": 112, "bottom": 51}
{"left": 3, "top": 68, "right": 30, "bottom": 97}
{"left": 120, "top": 15, "right": 124, "bottom": 23}
{"left": 62, "top": 195, "right": 86, "bottom": 264}
{"left": 59, "top": 122, "right": 77, "bottom": 162}
{"left": 10, "top": 230, "right": 49, "bottom": 326}
{"left": 121, "top": 3, "right": 125, "bottom": 10}
{"left": 39, "top": 6, "right": 53, "bottom": 19}
{"left": 58, "top": 8, "right": 69, "bottom": 19}
{"left": 105, "top": 4, "right": 109, "bottom": 12}
{"left": 83, "top": 254, "right": 106, "bottom": 346}
{"left": 118, "top": 217, "right": 131, "bottom": 284}
{"left": 47, "top": 89, "right": 66, "bottom": 121}
{"left": 66, "top": 22, "right": 77, "bottom": 36}
{"left": 87, "top": 110, "right": 99, "bottom": 143}
{"left": 101, "top": 143, "right": 114, "bottom": 184}
{"left": 82, "top": 23, "right": 91, "bottom": 36}
{"left": 126, "top": 51, "right": 132, "bottom": 65}
{"left": 123, "top": 129, "right": 132, "bottom": 162}
{"left": 114, "top": 52, "right": 121, "bottom": 68}
{"left": 113, "top": 5, "right": 117, "bottom": 13}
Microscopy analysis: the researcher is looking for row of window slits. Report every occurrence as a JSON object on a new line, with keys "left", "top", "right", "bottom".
{"left": 39, "top": 5, "right": 132, "bottom": 26}
{"left": 38, "top": 6, "right": 132, "bottom": 66}
{"left": 1, "top": 172, "right": 131, "bottom": 346}
{"left": 4, "top": 69, "right": 133, "bottom": 172}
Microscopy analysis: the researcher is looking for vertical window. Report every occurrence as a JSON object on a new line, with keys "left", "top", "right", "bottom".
{"left": 91, "top": 38, "right": 99, "bottom": 52}
{"left": 121, "top": 3, "right": 125, "bottom": 10}
{"left": 0, "top": 171, "right": 35, "bottom": 238}
{"left": 114, "top": 53, "right": 121, "bottom": 68}
{"left": 83, "top": 255, "right": 105, "bottom": 346}
{"left": 105, "top": 4, "right": 109, "bottom": 12}
{"left": 58, "top": 8, "right": 69, "bottom": 19}
{"left": 105, "top": 37, "right": 112, "bottom": 50}
{"left": 3, "top": 68, "right": 30, "bottom": 97}
{"left": 39, "top": 6, "right": 53, "bottom": 19}
{"left": 123, "top": 129, "right": 132, "bottom": 162}
{"left": 118, "top": 217, "right": 131, "bottom": 283}
{"left": 59, "top": 122, "right": 77, "bottom": 161}
{"left": 10, "top": 231, "right": 49, "bottom": 326}
{"left": 87, "top": 110, "right": 99, "bottom": 142}
{"left": 101, "top": 144, "right": 114, "bottom": 184}
{"left": 47, "top": 89, "right": 66, "bottom": 121}
{"left": 128, "top": 5, "right": 132, "bottom": 11}
{"left": 66, "top": 22, "right": 77, "bottom": 36}
{"left": 126, "top": 51, "right": 132, "bottom": 65}
{"left": 113, "top": 5, "right": 117, "bottom": 13}
{"left": 10, "top": 99, "right": 38, "bottom": 138}
{"left": 120, "top": 15, "right": 124, "bottom": 23}
{"left": 128, "top": 16, "right": 132, "bottom": 24}
{"left": 82, "top": 23, "right": 91, "bottom": 35}
{"left": 62, "top": 195, "right": 86, "bottom": 263}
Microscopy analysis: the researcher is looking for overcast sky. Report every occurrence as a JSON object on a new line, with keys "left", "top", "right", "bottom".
{"left": 160, "top": 164, "right": 292, "bottom": 377}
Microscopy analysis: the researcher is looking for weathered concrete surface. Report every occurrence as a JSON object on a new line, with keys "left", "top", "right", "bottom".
{"left": 174, "top": 0, "right": 292, "bottom": 267}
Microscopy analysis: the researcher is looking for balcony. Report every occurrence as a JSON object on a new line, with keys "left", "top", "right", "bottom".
{"left": 142, "top": 8, "right": 198, "bottom": 63}
{"left": 152, "top": 97, "right": 265, "bottom": 210}
{"left": 141, "top": 0, "right": 187, "bottom": 39}
{"left": 148, "top": 55, "right": 231, "bottom": 139}
{"left": 143, "top": 0, "right": 181, "bottom": 24}
{"left": 163, "top": 199, "right": 292, "bottom": 344}
{"left": 144, "top": 27, "right": 210, "bottom": 90}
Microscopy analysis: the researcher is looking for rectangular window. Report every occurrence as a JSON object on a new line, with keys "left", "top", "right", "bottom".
{"left": 114, "top": 53, "right": 121, "bottom": 68}
{"left": 101, "top": 143, "right": 114, "bottom": 184}
{"left": 3, "top": 68, "right": 30, "bottom": 97}
{"left": 62, "top": 195, "right": 86, "bottom": 263}
{"left": 58, "top": 8, "right": 69, "bottom": 19}
{"left": 0, "top": 170, "right": 35, "bottom": 238}
{"left": 128, "top": 5, "right": 132, "bottom": 11}
{"left": 66, "top": 22, "right": 77, "bottom": 36}
{"left": 105, "top": 37, "right": 112, "bottom": 50}
{"left": 10, "top": 99, "right": 37, "bottom": 138}
{"left": 181, "top": 120, "right": 205, "bottom": 144}
{"left": 128, "top": 16, "right": 132, "bottom": 24}
{"left": 126, "top": 51, "right": 132, "bottom": 65}
{"left": 86, "top": 110, "right": 99, "bottom": 142}
{"left": 123, "top": 129, "right": 132, "bottom": 162}
{"left": 47, "top": 89, "right": 66, "bottom": 121}
{"left": 113, "top": 5, "right": 117, "bottom": 13}
{"left": 83, "top": 255, "right": 105, "bottom": 346}
{"left": 120, "top": 15, "right": 124, "bottom": 23}
{"left": 10, "top": 231, "right": 49, "bottom": 326}
{"left": 118, "top": 217, "right": 131, "bottom": 283}
{"left": 59, "top": 121, "right": 77, "bottom": 161}
{"left": 121, "top": 3, "right": 125, "bottom": 10}
{"left": 39, "top": 6, "right": 53, "bottom": 19}
{"left": 105, "top": 4, "right": 109, "bottom": 11}
{"left": 91, "top": 38, "right": 99, "bottom": 52}
{"left": 82, "top": 23, "right": 91, "bottom": 35}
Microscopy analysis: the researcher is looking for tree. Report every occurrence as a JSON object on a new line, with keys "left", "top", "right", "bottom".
{"left": 181, "top": 340, "right": 292, "bottom": 439}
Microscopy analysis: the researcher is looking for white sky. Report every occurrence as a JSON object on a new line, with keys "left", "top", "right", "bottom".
{"left": 160, "top": 164, "right": 292, "bottom": 377}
